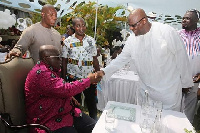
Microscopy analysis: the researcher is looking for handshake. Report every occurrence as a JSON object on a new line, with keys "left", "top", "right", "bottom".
{"left": 87, "top": 70, "right": 105, "bottom": 84}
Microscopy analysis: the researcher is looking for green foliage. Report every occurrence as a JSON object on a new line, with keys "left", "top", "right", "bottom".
{"left": 184, "top": 128, "right": 197, "bottom": 133}
{"left": 30, "top": 12, "right": 41, "bottom": 24}
{"left": 54, "top": 26, "right": 66, "bottom": 35}
{"left": 46, "top": 0, "right": 57, "bottom": 5}
{"left": 29, "top": 1, "right": 127, "bottom": 47}
{"left": 61, "top": 2, "right": 127, "bottom": 46}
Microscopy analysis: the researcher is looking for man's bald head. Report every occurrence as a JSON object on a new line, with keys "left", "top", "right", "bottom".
{"left": 41, "top": 4, "right": 57, "bottom": 28}
{"left": 41, "top": 4, "right": 55, "bottom": 13}
{"left": 128, "top": 8, "right": 151, "bottom": 36}
{"left": 72, "top": 17, "right": 85, "bottom": 26}
{"left": 39, "top": 45, "right": 61, "bottom": 70}
{"left": 39, "top": 45, "right": 59, "bottom": 60}
{"left": 129, "top": 8, "right": 147, "bottom": 21}
{"left": 72, "top": 17, "right": 86, "bottom": 37}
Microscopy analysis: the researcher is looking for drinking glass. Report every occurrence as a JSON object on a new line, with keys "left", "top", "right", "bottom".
{"left": 151, "top": 111, "right": 162, "bottom": 133}
{"left": 141, "top": 101, "right": 149, "bottom": 118}
{"left": 105, "top": 112, "right": 115, "bottom": 132}
{"left": 141, "top": 90, "right": 151, "bottom": 117}
{"left": 140, "top": 118, "right": 151, "bottom": 133}
{"left": 154, "top": 101, "right": 163, "bottom": 112}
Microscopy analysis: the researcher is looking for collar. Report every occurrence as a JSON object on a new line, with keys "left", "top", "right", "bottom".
{"left": 38, "top": 61, "right": 61, "bottom": 72}
{"left": 183, "top": 27, "right": 200, "bottom": 34}
{"left": 72, "top": 34, "right": 88, "bottom": 42}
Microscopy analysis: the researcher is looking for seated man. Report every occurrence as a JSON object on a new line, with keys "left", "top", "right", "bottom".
{"left": 25, "top": 45, "right": 100, "bottom": 133}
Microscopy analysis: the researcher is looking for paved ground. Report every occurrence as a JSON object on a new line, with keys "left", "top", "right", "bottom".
{"left": 193, "top": 108, "right": 200, "bottom": 132}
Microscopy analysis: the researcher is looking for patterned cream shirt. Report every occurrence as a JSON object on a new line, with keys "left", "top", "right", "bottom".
{"left": 62, "top": 34, "right": 97, "bottom": 78}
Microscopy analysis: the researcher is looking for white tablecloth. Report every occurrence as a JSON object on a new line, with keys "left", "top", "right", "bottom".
{"left": 93, "top": 101, "right": 195, "bottom": 133}
{"left": 0, "top": 52, "right": 7, "bottom": 62}
{"left": 97, "top": 70, "right": 140, "bottom": 111}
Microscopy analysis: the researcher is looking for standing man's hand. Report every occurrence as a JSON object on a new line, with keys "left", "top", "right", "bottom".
{"left": 5, "top": 50, "right": 21, "bottom": 61}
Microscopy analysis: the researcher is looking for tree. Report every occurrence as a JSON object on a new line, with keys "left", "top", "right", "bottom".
{"left": 30, "top": 1, "right": 127, "bottom": 47}
{"left": 60, "top": 2, "right": 127, "bottom": 47}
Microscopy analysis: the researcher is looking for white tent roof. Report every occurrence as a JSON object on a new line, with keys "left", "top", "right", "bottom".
{"left": 0, "top": 0, "right": 200, "bottom": 29}
{"left": 94, "top": 0, "right": 200, "bottom": 16}
{"left": 0, "top": 0, "right": 42, "bottom": 12}
{"left": 0, "top": 0, "right": 78, "bottom": 17}
{"left": 1, "top": 0, "right": 200, "bottom": 17}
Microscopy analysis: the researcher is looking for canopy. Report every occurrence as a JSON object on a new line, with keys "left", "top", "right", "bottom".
{"left": 0, "top": 0, "right": 200, "bottom": 29}
{"left": 97, "top": 0, "right": 200, "bottom": 17}
{"left": 1, "top": 0, "right": 200, "bottom": 17}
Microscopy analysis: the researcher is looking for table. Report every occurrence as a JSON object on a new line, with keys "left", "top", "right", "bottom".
{"left": 97, "top": 70, "right": 140, "bottom": 111}
{"left": 93, "top": 101, "right": 195, "bottom": 133}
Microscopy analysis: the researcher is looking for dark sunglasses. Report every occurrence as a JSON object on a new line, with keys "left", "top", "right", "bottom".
{"left": 129, "top": 17, "right": 146, "bottom": 28}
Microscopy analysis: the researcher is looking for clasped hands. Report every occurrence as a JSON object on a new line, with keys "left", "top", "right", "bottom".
{"left": 87, "top": 70, "right": 105, "bottom": 84}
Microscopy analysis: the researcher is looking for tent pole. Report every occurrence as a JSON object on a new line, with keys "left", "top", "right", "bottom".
{"left": 94, "top": 0, "right": 98, "bottom": 41}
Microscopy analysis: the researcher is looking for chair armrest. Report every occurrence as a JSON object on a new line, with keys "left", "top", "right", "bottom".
{"left": 0, "top": 113, "right": 52, "bottom": 133}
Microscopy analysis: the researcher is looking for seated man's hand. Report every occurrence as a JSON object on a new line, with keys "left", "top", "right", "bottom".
{"left": 87, "top": 73, "right": 101, "bottom": 84}
{"left": 5, "top": 50, "right": 21, "bottom": 61}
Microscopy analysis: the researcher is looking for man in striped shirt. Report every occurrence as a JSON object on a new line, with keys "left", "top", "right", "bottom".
{"left": 178, "top": 9, "right": 200, "bottom": 123}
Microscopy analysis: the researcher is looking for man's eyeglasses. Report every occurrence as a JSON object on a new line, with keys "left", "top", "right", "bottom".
{"left": 129, "top": 17, "right": 146, "bottom": 28}
{"left": 45, "top": 55, "right": 61, "bottom": 60}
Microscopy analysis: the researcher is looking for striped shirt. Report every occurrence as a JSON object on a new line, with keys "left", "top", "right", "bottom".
{"left": 178, "top": 27, "right": 200, "bottom": 58}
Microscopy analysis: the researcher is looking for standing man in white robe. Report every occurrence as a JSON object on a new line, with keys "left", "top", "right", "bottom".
{"left": 96, "top": 8, "right": 193, "bottom": 111}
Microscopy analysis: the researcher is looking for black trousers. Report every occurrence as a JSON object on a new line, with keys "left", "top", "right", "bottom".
{"left": 53, "top": 113, "right": 96, "bottom": 133}
{"left": 68, "top": 77, "right": 97, "bottom": 120}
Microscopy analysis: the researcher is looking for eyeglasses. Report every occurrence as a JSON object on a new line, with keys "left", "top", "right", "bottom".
{"left": 45, "top": 55, "right": 61, "bottom": 60}
{"left": 129, "top": 17, "right": 146, "bottom": 28}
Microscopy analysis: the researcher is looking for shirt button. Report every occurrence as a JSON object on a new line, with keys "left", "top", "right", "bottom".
{"left": 39, "top": 105, "right": 42, "bottom": 110}
{"left": 59, "top": 107, "right": 64, "bottom": 113}
{"left": 55, "top": 118, "right": 62, "bottom": 122}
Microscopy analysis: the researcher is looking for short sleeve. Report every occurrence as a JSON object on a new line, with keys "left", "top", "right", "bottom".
{"left": 61, "top": 39, "right": 70, "bottom": 58}
{"left": 61, "top": 45, "right": 68, "bottom": 58}
{"left": 84, "top": 37, "right": 97, "bottom": 56}
{"left": 91, "top": 38, "right": 97, "bottom": 56}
